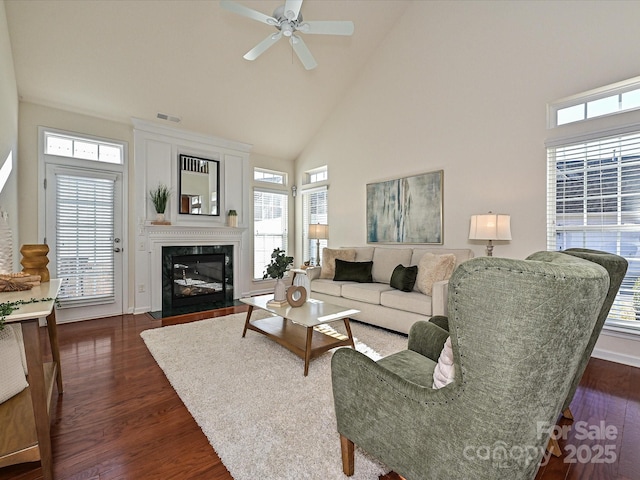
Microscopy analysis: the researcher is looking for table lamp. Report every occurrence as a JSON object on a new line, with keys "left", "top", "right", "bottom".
{"left": 469, "top": 213, "right": 511, "bottom": 256}
{"left": 308, "top": 223, "right": 329, "bottom": 266}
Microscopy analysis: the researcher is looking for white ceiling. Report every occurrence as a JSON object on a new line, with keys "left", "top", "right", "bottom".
{"left": 5, "top": 0, "right": 410, "bottom": 160}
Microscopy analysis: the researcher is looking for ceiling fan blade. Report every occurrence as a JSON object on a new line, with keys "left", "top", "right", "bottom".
{"left": 243, "top": 32, "right": 283, "bottom": 61}
{"left": 290, "top": 34, "right": 317, "bottom": 70}
{"left": 220, "top": 0, "right": 277, "bottom": 26}
{"left": 298, "top": 21, "right": 354, "bottom": 36}
{"left": 284, "top": 0, "right": 303, "bottom": 21}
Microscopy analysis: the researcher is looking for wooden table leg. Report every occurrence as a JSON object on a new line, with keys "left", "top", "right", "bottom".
{"left": 303, "top": 326, "right": 313, "bottom": 376}
{"left": 343, "top": 318, "right": 355, "bottom": 348}
{"left": 22, "top": 319, "right": 54, "bottom": 480}
{"left": 242, "top": 305, "right": 254, "bottom": 337}
{"left": 46, "top": 309, "right": 63, "bottom": 394}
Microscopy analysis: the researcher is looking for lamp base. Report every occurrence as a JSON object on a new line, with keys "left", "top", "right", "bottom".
{"left": 486, "top": 240, "right": 494, "bottom": 257}
{"left": 316, "top": 238, "right": 321, "bottom": 266}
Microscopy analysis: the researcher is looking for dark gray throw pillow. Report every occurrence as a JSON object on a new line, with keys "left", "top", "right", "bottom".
{"left": 390, "top": 264, "right": 418, "bottom": 292}
{"left": 333, "top": 259, "right": 373, "bottom": 283}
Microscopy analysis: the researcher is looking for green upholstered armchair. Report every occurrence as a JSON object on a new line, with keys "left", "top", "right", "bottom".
{"left": 526, "top": 249, "right": 628, "bottom": 420}
{"left": 331, "top": 254, "right": 611, "bottom": 480}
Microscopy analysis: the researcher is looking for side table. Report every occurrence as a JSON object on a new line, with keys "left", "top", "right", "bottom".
{"left": 0, "top": 279, "right": 62, "bottom": 480}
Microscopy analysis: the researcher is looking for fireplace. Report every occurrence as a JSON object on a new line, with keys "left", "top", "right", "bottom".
{"left": 171, "top": 253, "right": 225, "bottom": 307}
{"left": 161, "top": 244, "right": 234, "bottom": 314}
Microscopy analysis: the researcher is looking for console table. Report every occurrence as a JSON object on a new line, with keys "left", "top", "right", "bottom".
{"left": 0, "top": 279, "right": 62, "bottom": 480}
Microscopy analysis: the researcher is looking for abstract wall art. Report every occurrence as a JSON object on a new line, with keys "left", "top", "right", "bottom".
{"left": 367, "top": 170, "right": 443, "bottom": 244}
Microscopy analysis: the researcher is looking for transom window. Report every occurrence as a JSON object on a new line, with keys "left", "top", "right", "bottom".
{"left": 254, "top": 168, "right": 286, "bottom": 185}
{"left": 45, "top": 132, "right": 123, "bottom": 164}
{"left": 550, "top": 76, "right": 640, "bottom": 127}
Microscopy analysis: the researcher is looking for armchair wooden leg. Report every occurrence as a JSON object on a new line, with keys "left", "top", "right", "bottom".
{"left": 562, "top": 407, "right": 574, "bottom": 420}
{"left": 340, "top": 434, "right": 355, "bottom": 476}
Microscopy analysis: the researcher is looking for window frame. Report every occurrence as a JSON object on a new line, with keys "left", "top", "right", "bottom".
{"left": 253, "top": 167, "right": 289, "bottom": 281}
{"left": 549, "top": 75, "right": 640, "bottom": 128}
{"left": 547, "top": 83, "right": 640, "bottom": 334}
{"left": 302, "top": 185, "right": 328, "bottom": 265}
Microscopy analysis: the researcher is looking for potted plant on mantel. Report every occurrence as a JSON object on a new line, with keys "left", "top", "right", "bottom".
{"left": 149, "top": 183, "right": 171, "bottom": 224}
{"left": 263, "top": 248, "right": 294, "bottom": 306}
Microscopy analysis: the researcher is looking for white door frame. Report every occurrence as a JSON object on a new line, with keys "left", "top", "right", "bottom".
{"left": 38, "top": 126, "right": 129, "bottom": 323}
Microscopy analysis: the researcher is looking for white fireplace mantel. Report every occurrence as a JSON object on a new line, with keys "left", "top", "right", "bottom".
{"left": 147, "top": 225, "right": 245, "bottom": 312}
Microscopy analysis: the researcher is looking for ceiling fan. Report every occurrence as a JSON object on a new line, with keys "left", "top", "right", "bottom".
{"left": 220, "top": 0, "right": 354, "bottom": 70}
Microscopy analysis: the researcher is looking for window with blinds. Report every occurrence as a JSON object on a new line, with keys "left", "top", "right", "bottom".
{"left": 56, "top": 173, "right": 116, "bottom": 306}
{"left": 302, "top": 187, "right": 328, "bottom": 264}
{"left": 254, "top": 189, "right": 288, "bottom": 279}
{"left": 547, "top": 130, "right": 640, "bottom": 331}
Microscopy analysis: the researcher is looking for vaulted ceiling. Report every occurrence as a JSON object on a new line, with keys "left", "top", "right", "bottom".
{"left": 5, "top": 0, "right": 410, "bottom": 160}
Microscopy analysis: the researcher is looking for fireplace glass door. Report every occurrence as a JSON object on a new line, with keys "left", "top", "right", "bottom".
{"left": 171, "top": 253, "right": 225, "bottom": 307}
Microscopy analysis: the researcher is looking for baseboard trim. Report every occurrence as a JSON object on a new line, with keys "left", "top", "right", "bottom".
{"left": 592, "top": 348, "right": 640, "bottom": 368}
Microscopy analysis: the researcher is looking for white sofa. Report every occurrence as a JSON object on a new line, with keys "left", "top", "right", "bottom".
{"left": 306, "top": 246, "right": 474, "bottom": 335}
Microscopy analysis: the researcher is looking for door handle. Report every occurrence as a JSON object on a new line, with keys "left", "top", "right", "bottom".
{"left": 114, "top": 248, "right": 121, "bottom": 253}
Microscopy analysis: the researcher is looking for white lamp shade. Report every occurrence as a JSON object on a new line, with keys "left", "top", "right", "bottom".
{"left": 308, "top": 223, "right": 329, "bottom": 239}
{"left": 469, "top": 214, "right": 512, "bottom": 241}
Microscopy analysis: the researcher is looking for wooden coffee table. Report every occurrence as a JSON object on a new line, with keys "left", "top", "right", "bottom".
{"left": 240, "top": 294, "right": 359, "bottom": 376}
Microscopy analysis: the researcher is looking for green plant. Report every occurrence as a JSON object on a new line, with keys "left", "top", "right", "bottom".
{"left": 228, "top": 209, "right": 237, "bottom": 216}
{"left": 149, "top": 183, "right": 171, "bottom": 214}
{"left": 263, "top": 248, "right": 294, "bottom": 280}
{"left": 0, "top": 297, "right": 56, "bottom": 331}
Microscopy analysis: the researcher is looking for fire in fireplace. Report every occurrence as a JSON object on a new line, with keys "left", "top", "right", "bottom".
{"left": 161, "top": 244, "right": 234, "bottom": 315}
{"left": 172, "top": 253, "right": 225, "bottom": 307}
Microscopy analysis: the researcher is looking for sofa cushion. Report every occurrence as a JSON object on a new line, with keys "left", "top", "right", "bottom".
{"left": 334, "top": 259, "right": 373, "bottom": 283}
{"left": 342, "top": 283, "right": 393, "bottom": 305}
{"left": 371, "top": 248, "right": 413, "bottom": 283}
{"left": 311, "top": 278, "right": 350, "bottom": 296}
{"left": 381, "top": 289, "right": 432, "bottom": 315}
{"left": 320, "top": 248, "right": 356, "bottom": 279}
{"left": 410, "top": 248, "right": 474, "bottom": 268}
{"left": 416, "top": 253, "right": 456, "bottom": 295}
{"left": 390, "top": 264, "right": 418, "bottom": 292}
{"left": 353, "top": 247, "right": 375, "bottom": 262}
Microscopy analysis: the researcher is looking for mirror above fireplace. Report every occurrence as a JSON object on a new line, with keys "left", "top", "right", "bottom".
{"left": 179, "top": 154, "right": 220, "bottom": 216}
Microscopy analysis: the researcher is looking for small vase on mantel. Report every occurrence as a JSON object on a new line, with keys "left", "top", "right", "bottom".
{"left": 227, "top": 210, "right": 238, "bottom": 228}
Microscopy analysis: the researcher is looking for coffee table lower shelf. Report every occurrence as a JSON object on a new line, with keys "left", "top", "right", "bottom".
{"left": 243, "top": 315, "right": 355, "bottom": 376}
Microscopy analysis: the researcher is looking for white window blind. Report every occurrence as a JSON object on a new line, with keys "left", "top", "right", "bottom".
{"left": 254, "top": 189, "right": 288, "bottom": 279}
{"left": 302, "top": 187, "right": 328, "bottom": 265}
{"left": 547, "top": 131, "right": 640, "bottom": 331}
{"left": 56, "top": 173, "right": 116, "bottom": 306}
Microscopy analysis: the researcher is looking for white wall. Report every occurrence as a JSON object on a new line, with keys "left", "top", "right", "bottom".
{"left": 0, "top": 1, "right": 19, "bottom": 269}
{"left": 296, "top": 0, "right": 640, "bottom": 259}
{"left": 294, "top": 0, "right": 640, "bottom": 364}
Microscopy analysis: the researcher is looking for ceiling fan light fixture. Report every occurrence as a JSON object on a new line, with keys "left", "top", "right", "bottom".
{"left": 281, "top": 23, "right": 293, "bottom": 37}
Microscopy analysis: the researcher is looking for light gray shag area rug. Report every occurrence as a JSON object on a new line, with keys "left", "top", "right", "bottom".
{"left": 140, "top": 311, "right": 408, "bottom": 480}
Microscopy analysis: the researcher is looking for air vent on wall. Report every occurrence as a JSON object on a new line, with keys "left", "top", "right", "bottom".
{"left": 156, "top": 112, "right": 181, "bottom": 123}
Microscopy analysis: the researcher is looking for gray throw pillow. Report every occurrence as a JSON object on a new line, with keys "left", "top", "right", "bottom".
{"left": 333, "top": 259, "right": 373, "bottom": 283}
{"left": 390, "top": 264, "right": 418, "bottom": 292}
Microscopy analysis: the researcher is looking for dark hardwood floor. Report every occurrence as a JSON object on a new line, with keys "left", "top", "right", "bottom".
{"left": 1, "top": 308, "right": 638, "bottom": 480}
